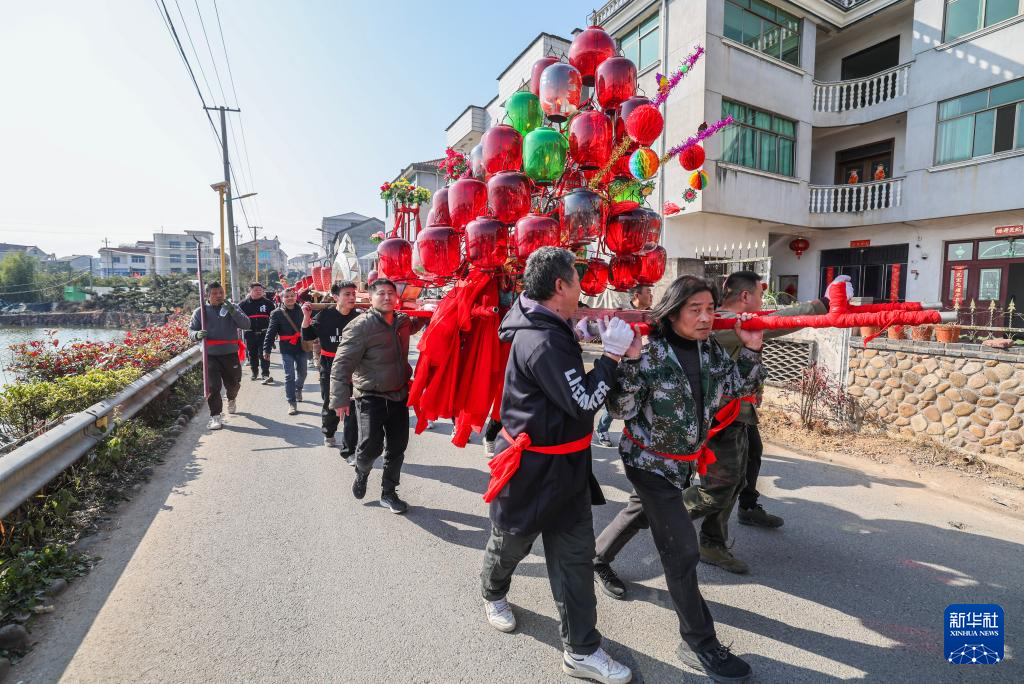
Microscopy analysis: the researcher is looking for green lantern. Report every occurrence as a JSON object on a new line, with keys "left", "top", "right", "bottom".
{"left": 506, "top": 91, "right": 543, "bottom": 137}
{"left": 523, "top": 126, "right": 567, "bottom": 184}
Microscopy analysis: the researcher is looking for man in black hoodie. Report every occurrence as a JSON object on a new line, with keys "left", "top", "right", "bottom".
{"left": 479, "top": 247, "right": 637, "bottom": 684}
{"left": 263, "top": 288, "right": 308, "bottom": 415}
{"left": 238, "top": 282, "right": 275, "bottom": 383}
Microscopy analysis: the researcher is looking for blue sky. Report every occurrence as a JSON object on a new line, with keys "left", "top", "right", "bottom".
{"left": 0, "top": 0, "right": 593, "bottom": 260}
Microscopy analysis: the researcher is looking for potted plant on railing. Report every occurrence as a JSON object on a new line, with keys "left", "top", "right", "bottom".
{"left": 934, "top": 323, "right": 962, "bottom": 343}
{"left": 859, "top": 325, "right": 880, "bottom": 338}
{"left": 911, "top": 324, "right": 933, "bottom": 341}
{"left": 887, "top": 324, "right": 906, "bottom": 340}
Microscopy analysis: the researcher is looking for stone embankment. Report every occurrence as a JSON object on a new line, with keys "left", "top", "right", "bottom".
{"left": 0, "top": 311, "right": 167, "bottom": 329}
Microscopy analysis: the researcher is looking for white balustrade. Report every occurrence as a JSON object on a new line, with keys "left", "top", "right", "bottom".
{"left": 808, "top": 177, "right": 903, "bottom": 214}
{"left": 813, "top": 63, "right": 911, "bottom": 113}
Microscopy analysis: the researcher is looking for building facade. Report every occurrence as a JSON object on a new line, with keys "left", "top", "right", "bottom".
{"left": 236, "top": 236, "right": 289, "bottom": 277}
{"left": 0, "top": 243, "right": 55, "bottom": 263}
{"left": 152, "top": 230, "right": 215, "bottom": 276}
{"left": 99, "top": 243, "right": 154, "bottom": 277}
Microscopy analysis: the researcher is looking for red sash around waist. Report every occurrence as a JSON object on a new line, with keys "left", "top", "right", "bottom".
{"left": 279, "top": 332, "right": 302, "bottom": 346}
{"left": 483, "top": 428, "right": 594, "bottom": 503}
{"left": 205, "top": 337, "right": 246, "bottom": 363}
{"left": 320, "top": 349, "right": 336, "bottom": 358}
{"left": 248, "top": 313, "right": 269, "bottom": 319}
{"left": 621, "top": 395, "right": 756, "bottom": 476}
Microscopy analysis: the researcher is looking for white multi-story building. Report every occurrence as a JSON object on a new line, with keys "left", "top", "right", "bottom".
{"left": 152, "top": 230, "right": 215, "bottom": 276}
{"left": 448, "top": 0, "right": 1024, "bottom": 308}
{"left": 99, "top": 242, "right": 153, "bottom": 277}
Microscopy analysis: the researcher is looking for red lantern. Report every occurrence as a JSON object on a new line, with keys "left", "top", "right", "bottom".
{"left": 377, "top": 238, "right": 413, "bottom": 280}
{"left": 367, "top": 269, "right": 378, "bottom": 285}
{"left": 466, "top": 217, "right": 509, "bottom": 271}
{"left": 481, "top": 124, "right": 523, "bottom": 178}
{"left": 487, "top": 171, "right": 532, "bottom": 224}
{"left": 530, "top": 56, "right": 560, "bottom": 97}
{"left": 568, "top": 111, "right": 613, "bottom": 170}
{"left": 569, "top": 25, "right": 616, "bottom": 87}
{"left": 605, "top": 208, "right": 648, "bottom": 255}
{"left": 640, "top": 208, "right": 662, "bottom": 251}
{"left": 626, "top": 104, "right": 664, "bottom": 147}
{"left": 415, "top": 226, "right": 461, "bottom": 277}
{"left": 789, "top": 237, "right": 810, "bottom": 259}
{"left": 637, "top": 246, "right": 667, "bottom": 285}
{"left": 539, "top": 62, "right": 583, "bottom": 123}
{"left": 514, "top": 213, "right": 561, "bottom": 261}
{"left": 447, "top": 178, "right": 488, "bottom": 231}
{"left": 560, "top": 188, "right": 606, "bottom": 246}
{"left": 595, "top": 57, "right": 637, "bottom": 111}
{"left": 678, "top": 145, "right": 705, "bottom": 171}
{"left": 580, "top": 258, "right": 610, "bottom": 296}
{"left": 609, "top": 254, "right": 641, "bottom": 291}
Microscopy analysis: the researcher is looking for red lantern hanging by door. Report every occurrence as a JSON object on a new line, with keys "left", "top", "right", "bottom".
{"left": 487, "top": 171, "right": 532, "bottom": 225}
{"left": 415, "top": 226, "right": 461, "bottom": 277}
{"left": 568, "top": 25, "right": 616, "bottom": 87}
{"left": 481, "top": 124, "right": 523, "bottom": 178}
{"left": 560, "top": 188, "right": 606, "bottom": 246}
{"left": 514, "top": 213, "right": 561, "bottom": 261}
{"left": 539, "top": 62, "right": 582, "bottom": 123}
{"left": 447, "top": 177, "right": 488, "bottom": 231}
{"left": 789, "top": 237, "right": 810, "bottom": 259}
{"left": 377, "top": 238, "right": 413, "bottom": 280}
{"left": 530, "top": 56, "right": 560, "bottom": 97}
{"left": 595, "top": 57, "right": 637, "bottom": 111}
{"left": 580, "top": 258, "right": 610, "bottom": 295}
{"left": 466, "top": 217, "right": 509, "bottom": 271}
{"left": 605, "top": 208, "right": 648, "bottom": 255}
{"left": 637, "top": 246, "right": 667, "bottom": 285}
{"left": 568, "top": 111, "right": 613, "bottom": 171}
{"left": 609, "top": 254, "right": 641, "bottom": 290}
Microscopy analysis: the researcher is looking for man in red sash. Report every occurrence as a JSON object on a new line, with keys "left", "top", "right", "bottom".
{"left": 239, "top": 282, "right": 275, "bottom": 383}
{"left": 188, "top": 281, "right": 251, "bottom": 430}
{"left": 480, "top": 247, "right": 635, "bottom": 684}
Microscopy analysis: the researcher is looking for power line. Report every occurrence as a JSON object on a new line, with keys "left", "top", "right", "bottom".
{"left": 170, "top": 0, "right": 218, "bottom": 110}
{"left": 193, "top": 0, "right": 229, "bottom": 106}
{"left": 0, "top": 268, "right": 94, "bottom": 296}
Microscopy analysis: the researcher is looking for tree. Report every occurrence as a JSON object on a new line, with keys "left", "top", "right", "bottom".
{"left": 0, "top": 252, "right": 40, "bottom": 303}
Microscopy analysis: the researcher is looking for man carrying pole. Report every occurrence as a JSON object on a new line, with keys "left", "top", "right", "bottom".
{"left": 239, "top": 282, "right": 275, "bottom": 384}
{"left": 188, "top": 281, "right": 251, "bottom": 430}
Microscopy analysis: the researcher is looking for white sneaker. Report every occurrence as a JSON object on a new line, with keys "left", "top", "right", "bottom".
{"left": 208, "top": 415, "right": 223, "bottom": 430}
{"left": 484, "top": 598, "right": 516, "bottom": 633}
{"left": 227, "top": 399, "right": 237, "bottom": 414}
{"left": 483, "top": 440, "right": 495, "bottom": 458}
{"left": 324, "top": 435, "right": 337, "bottom": 447}
{"left": 562, "top": 647, "right": 632, "bottom": 684}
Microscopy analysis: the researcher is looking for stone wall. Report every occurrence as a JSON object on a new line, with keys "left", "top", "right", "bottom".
{"left": 847, "top": 338, "right": 1024, "bottom": 461}
{"left": 0, "top": 311, "right": 168, "bottom": 329}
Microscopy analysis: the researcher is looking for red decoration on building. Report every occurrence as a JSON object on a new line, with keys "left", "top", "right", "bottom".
{"left": 605, "top": 208, "right": 648, "bottom": 255}
{"left": 789, "top": 237, "right": 810, "bottom": 259}
{"left": 530, "top": 56, "right": 560, "bottom": 97}
{"left": 486, "top": 171, "right": 532, "bottom": 225}
{"left": 447, "top": 178, "right": 488, "bottom": 232}
{"left": 625, "top": 104, "right": 664, "bottom": 147}
{"left": 466, "top": 217, "right": 509, "bottom": 271}
{"left": 889, "top": 263, "right": 901, "bottom": 302}
{"left": 568, "top": 110, "right": 613, "bottom": 170}
{"left": 637, "top": 245, "right": 667, "bottom": 285}
{"left": 514, "top": 213, "right": 561, "bottom": 261}
{"left": 825, "top": 267, "right": 835, "bottom": 286}
{"left": 568, "top": 25, "right": 616, "bottom": 87}
{"left": 480, "top": 124, "right": 523, "bottom": 178}
{"left": 560, "top": 188, "right": 606, "bottom": 246}
{"left": 678, "top": 144, "right": 705, "bottom": 171}
{"left": 416, "top": 226, "right": 461, "bottom": 277}
{"left": 580, "top": 258, "right": 610, "bottom": 295}
{"left": 376, "top": 238, "right": 413, "bottom": 280}
{"left": 609, "top": 254, "right": 641, "bottom": 290}
{"left": 595, "top": 56, "right": 637, "bottom": 111}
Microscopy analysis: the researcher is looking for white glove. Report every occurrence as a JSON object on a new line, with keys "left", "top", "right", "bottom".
{"left": 574, "top": 318, "right": 593, "bottom": 341}
{"left": 598, "top": 317, "right": 634, "bottom": 356}
{"left": 833, "top": 275, "right": 854, "bottom": 300}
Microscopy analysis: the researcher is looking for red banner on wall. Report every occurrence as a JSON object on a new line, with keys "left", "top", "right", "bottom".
{"left": 850, "top": 239, "right": 871, "bottom": 248}
{"left": 825, "top": 267, "right": 835, "bottom": 286}
{"left": 889, "top": 264, "right": 901, "bottom": 302}
{"left": 951, "top": 266, "right": 966, "bottom": 305}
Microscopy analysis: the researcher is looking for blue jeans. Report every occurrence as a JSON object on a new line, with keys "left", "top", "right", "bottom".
{"left": 280, "top": 351, "right": 308, "bottom": 403}
{"left": 597, "top": 408, "right": 613, "bottom": 433}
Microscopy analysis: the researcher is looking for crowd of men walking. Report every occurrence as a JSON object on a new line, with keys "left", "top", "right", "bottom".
{"left": 188, "top": 248, "right": 845, "bottom": 684}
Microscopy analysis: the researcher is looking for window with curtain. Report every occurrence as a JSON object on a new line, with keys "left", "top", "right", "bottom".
{"left": 724, "top": 0, "right": 801, "bottom": 66}
{"left": 935, "top": 77, "right": 1024, "bottom": 164}
{"left": 720, "top": 100, "right": 796, "bottom": 176}
{"left": 944, "top": 0, "right": 1022, "bottom": 42}
{"left": 618, "top": 13, "right": 660, "bottom": 71}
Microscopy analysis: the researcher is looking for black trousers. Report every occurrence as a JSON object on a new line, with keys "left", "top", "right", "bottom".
{"left": 483, "top": 417, "right": 502, "bottom": 442}
{"left": 206, "top": 353, "right": 242, "bottom": 417}
{"left": 319, "top": 357, "right": 356, "bottom": 449}
{"left": 738, "top": 424, "right": 763, "bottom": 510}
{"left": 480, "top": 503, "right": 601, "bottom": 656}
{"left": 354, "top": 396, "right": 409, "bottom": 492}
{"left": 243, "top": 330, "right": 270, "bottom": 376}
{"left": 682, "top": 422, "right": 749, "bottom": 547}
{"left": 623, "top": 465, "right": 718, "bottom": 651}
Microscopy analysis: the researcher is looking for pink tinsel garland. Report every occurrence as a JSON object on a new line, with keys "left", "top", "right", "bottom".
{"left": 651, "top": 46, "right": 705, "bottom": 107}
{"left": 664, "top": 116, "right": 735, "bottom": 160}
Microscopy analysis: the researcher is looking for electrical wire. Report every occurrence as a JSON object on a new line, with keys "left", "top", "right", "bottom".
{"left": 0, "top": 268, "right": 94, "bottom": 296}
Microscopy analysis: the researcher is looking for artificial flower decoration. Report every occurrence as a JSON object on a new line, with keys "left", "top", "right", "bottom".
{"left": 369, "top": 230, "right": 386, "bottom": 244}
{"left": 437, "top": 147, "right": 468, "bottom": 183}
{"left": 683, "top": 187, "right": 698, "bottom": 203}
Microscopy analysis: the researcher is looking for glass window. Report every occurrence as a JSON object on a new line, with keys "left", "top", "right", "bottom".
{"left": 973, "top": 108, "right": 996, "bottom": 156}
{"left": 944, "top": 0, "right": 1022, "bottom": 41}
{"left": 936, "top": 116, "right": 974, "bottom": 163}
{"left": 131, "top": 255, "right": 145, "bottom": 263}
{"left": 724, "top": 0, "right": 801, "bottom": 66}
{"left": 169, "top": 240, "right": 181, "bottom": 249}
{"left": 169, "top": 254, "right": 181, "bottom": 264}
{"left": 617, "top": 13, "right": 660, "bottom": 70}
{"left": 1017, "top": 102, "right": 1024, "bottom": 148}
{"left": 986, "top": 0, "right": 1021, "bottom": 25}
{"left": 990, "top": 79, "right": 1024, "bottom": 107}
{"left": 979, "top": 268, "right": 1002, "bottom": 299}
{"left": 948, "top": 268, "right": 969, "bottom": 300}
{"left": 979, "top": 239, "right": 1024, "bottom": 258}
{"left": 112, "top": 256, "right": 121, "bottom": 263}
{"left": 938, "top": 90, "right": 988, "bottom": 119}
{"left": 186, "top": 254, "right": 196, "bottom": 262}
{"left": 946, "top": 242, "right": 974, "bottom": 260}
{"left": 721, "top": 100, "right": 796, "bottom": 176}
{"left": 935, "top": 77, "right": 1024, "bottom": 163}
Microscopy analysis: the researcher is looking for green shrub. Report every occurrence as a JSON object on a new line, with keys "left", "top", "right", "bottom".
{"left": 0, "top": 544, "right": 88, "bottom": 624}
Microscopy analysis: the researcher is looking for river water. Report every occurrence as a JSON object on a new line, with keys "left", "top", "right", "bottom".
{"left": 0, "top": 327, "right": 125, "bottom": 387}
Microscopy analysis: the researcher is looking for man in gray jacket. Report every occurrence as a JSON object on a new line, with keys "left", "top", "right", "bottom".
{"left": 329, "top": 278, "right": 424, "bottom": 514}
{"left": 188, "top": 281, "right": 251, "bottom": 430}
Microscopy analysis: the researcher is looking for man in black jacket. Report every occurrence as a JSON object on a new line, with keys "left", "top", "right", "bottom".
{"left": 479, "top": 247, "right": 636, "bottom": 684}
{"left": 239, "top": 282, "right": 275, "bottom": 383}
{"left": 302, "top": 281, "right": 360, "bottom": 456}
{"left": 263, "top": 288, "right": 308, "bottom": 415}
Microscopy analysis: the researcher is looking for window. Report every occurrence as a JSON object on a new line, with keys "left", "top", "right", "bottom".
{"left": 979, "top": 267, "right": 1003, "bottom": 299}
{"left": 946, "top": 242, "right": 974, "bottom": 260}
{"left": 112, "top": 256, "right": 122, "bottom": 263}
{"left": 131, "top": 255, "right": 145, "bottom": 264}
{"left": 186, "top": 253, "right": 196, "bottom": 262}
{"left": 724, "top": 0, "right": 801, "bottom": 66}
{"left": 169, "top": 254, "right": 181, "bottom": 264}
{"left": 619, "top": 13, "right": 660, "bottom": 71}
{"left": 169, "top": 240, "right": 181, "bottom": 249}
{"left": 935, "top": 77, "right": 1024, "bottom": 164}
{"left": 720, "top": 100, "right": 796, "bottom": 176}
{"left": 943, "top": 0, "right": 1022, "bottom": 42}
{"left": 259, "top": 250, "right": 273, "bottom": 261}
{"left": 979, "top": 238, "right": 1024, "bottom": 258}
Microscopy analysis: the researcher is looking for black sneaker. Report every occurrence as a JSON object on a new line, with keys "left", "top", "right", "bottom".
{"left": 594, "top": 562, "right": 626, "bottom": 599}
{"left": 678, "top": 643, "right": 752, "bottom": 683}
{"left": 250, "top": 372, "right": 258, "bottom": 381}
{"left": 352, "top": 471, "right": 368, "bottom": 500}
{"left": 380, "top": 491, "right": 408, "bottom": 514}
{"left": 738, "top": 504, "right": 784, "bottom": 528}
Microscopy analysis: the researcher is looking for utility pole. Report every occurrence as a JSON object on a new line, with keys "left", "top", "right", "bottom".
{"left": 204, "top": 105, "right": 242, "bottom": 302}
{"left": 251, "top": 226, "right": 261, "bottom": 282}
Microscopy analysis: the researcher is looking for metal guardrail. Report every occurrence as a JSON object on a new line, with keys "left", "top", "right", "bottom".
{"left": 0, "top": 346, "right": 201, "bottom": 520}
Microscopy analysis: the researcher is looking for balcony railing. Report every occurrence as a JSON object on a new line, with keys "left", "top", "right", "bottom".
{"left": 825, "top": 0, "right": 874, "bottom": 9}
{"left": 809, "top": 177, "right": 903, "bottom": 213}
{"left": 589, "top": 0, "right": 630, "bottom": 25}
{"left": 813, "top": 63, "right": 910, "bottom": 113}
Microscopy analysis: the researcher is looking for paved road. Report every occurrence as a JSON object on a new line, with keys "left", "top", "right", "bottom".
{"left": 14, "top": 359, "right": 1024, "bottom": 683}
